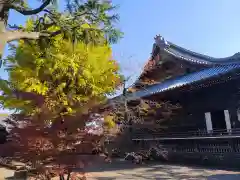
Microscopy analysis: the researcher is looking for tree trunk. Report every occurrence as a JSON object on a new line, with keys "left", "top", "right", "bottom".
{"left": 66, "top": 172, "right": 71, "bottom": 180}
{"left": 0, "top": 3, "right": 43, "bottom": 62}
{"left": 0, "top": 2, "right": 8, "bottom": 59}
{"left": 0, "top": 34, "right": 6, "bottom": 59}
{"left": 59, "top": 174, "right": 64, "bottom": 180}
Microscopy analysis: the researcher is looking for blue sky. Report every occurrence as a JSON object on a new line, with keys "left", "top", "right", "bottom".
{"left": 112, "top": 0, "right": 240, "bottom": 84}
{"left": 1, "top": 0, "right": 240, "bottom": 112}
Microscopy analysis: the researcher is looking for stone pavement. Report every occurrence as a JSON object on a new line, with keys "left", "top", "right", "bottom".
{"left": 0, "top": 167, "right": 14, "bottom": 180}
{"left": 84, "top": 161, "right": 240, "bottom": 180}
{"left": 1, "top": 161, "right": 240, "bottom": 180}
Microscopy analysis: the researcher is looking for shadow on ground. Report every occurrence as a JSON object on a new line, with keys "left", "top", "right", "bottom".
{"left": 1, "top": 157, "right": 240, "bottom": 179}
{"left": 84, "top": 160, "right": 240, "bottom": 180}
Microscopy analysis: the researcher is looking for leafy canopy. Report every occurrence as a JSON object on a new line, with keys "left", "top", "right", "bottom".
{"left": 15, "top": 0, "right": 123, "bottom": 45}
{"left": 0, "top": 25, "right": 121, "bottom": 117}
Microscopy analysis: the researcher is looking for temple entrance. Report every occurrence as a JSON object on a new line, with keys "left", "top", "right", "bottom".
{"left": 211, "top": 110, "right": 226, "bottom": 130}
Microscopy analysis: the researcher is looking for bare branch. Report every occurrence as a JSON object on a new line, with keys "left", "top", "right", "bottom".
{"left": 49, "top": 30, "right": 61, "bottom": 37}
{"left": 5, "top": 31, "right": 49, "bottom": 42}
{"left": 11, "top": 0, "right": 51, "bottom": 15}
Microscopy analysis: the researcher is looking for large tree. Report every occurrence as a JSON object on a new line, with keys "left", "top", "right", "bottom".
{"left": 0, "top": 0, "right": 122, "bottom": 62}
{"left": 1, "top": 17, "right": 122, "bottom": 114}
{"left": 0, "top": 18, "right": 122, "bottom": 178}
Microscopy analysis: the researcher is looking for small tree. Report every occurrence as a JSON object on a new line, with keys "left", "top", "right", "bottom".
{"left": 99, "top": 55, "right": 183, "bottom": 156}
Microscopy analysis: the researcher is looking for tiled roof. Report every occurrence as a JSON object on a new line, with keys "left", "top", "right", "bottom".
{"left": 132, "top": 35, "right": 240, "bottom": 89}
{"left": 126, "top": 64, "right": 240, "bottom": 100}
{"left": 165, "top": 45, "right": 211, "bottom": 65}
{"left": 168, "top": 42, "right": 240, "bottom": 64}
{"left": 154, "top": 35, "right": 240, "bottom": 65}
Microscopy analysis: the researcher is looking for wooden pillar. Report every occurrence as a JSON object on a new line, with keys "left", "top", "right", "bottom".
{"left": 205, "top": 112, "right": 212, "bottom": 133}
{"left": 237, "top": 108, "right": 240, "bottom": 128}
{"left": 224, "top": 110, "right": 231, "bottom": 132}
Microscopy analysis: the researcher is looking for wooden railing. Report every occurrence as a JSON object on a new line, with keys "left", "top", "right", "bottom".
{"left": 132, "top": 128, "right": 240, "bottom": 140}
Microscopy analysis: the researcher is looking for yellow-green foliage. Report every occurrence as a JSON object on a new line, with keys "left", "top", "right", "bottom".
{"left": 0, "top": 29, "right": 121, "bottom": 116}
{"left": 104, "top": 115, "right": 116, "bottom": 129}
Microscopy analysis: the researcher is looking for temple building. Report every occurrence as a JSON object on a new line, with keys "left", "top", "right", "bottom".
{"left": 119, "top": 35, "right": 240, "bottom": 167}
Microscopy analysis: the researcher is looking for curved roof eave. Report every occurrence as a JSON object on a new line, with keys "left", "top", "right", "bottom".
{"left": 155, "top": 35, "right": 240, "bottom": 64}
{"left": 125, "top": 64, "right": 240, "bottom": 101}
{"left": 129, "top": 34, "right": 240, "bottom": 91}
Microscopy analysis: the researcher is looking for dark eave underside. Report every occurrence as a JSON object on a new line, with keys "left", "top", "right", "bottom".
{"left": 125, "top": 64, "right": 240, "bottom": 101}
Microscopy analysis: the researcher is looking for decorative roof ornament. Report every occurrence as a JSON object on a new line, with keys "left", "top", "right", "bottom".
{"left": 151, "top": 34, "right": 170, "bottom": 60}
{"left": 154, "top": 34, "right": 170, "bottom": 49}
{"left": 231, "top": 52, "right": 240, "bottom": 61}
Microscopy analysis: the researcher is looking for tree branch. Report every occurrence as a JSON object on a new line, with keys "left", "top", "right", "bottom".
{"left": 11, "top": 0, "right": 51, "bottom": 15}
{"left": 6, "top": 31, "right": 49, "bottom": 42}
{"left": 49, "top": 30, "right": 61, "bottom": 37}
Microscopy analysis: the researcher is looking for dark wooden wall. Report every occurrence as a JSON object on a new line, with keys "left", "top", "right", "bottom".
{"left": 155, "top": 77, "right": 240, "bottom": 133}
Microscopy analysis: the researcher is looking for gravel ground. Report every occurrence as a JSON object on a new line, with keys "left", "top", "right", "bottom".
{"left": 1, "top": 160, "right": 240, "bottom": 180}
{"left": 84, "top": 160, "right": 240, "bottom": 180}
